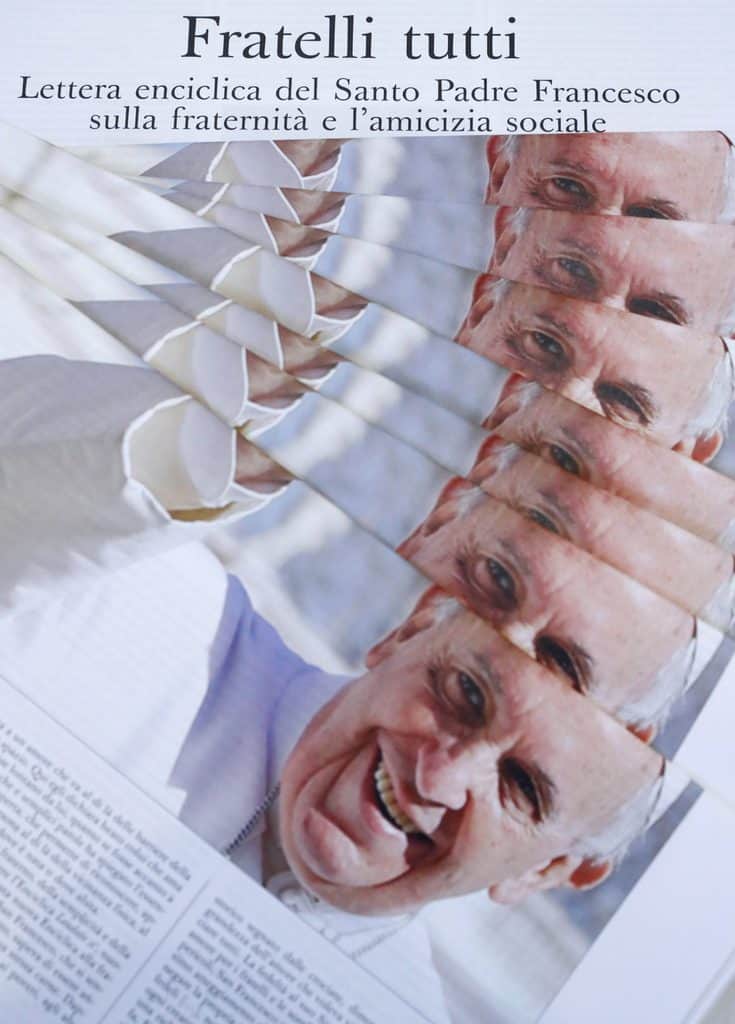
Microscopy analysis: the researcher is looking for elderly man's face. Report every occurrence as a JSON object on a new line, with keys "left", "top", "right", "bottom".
{"left": 485, "top": 376, "right": 735, "bottom": 545}
{"left": 456, "top": 278, "right": 727, "bottom": 453}
{"left": 469, "top": 440, "right": 734, "bottom": 624}
{"left": 485, "top": 132, "right": 731, "bottom": 223}
{"left": 280, "top": 593, "right": 660, "bottom": 915}
{"left": 397, "top": 485, "right": 695, "bottom": 721}
{"left": 490, "top": 209, "right": 735, "bottom": 334}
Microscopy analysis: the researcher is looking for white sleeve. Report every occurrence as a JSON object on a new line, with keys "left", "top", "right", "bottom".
{"left": 0, "top": 356, "right": 255, "bottom": 611}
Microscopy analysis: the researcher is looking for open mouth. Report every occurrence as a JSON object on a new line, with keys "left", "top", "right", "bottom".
{"left": 373, "top": 756, "right": 424, "bottom": 836}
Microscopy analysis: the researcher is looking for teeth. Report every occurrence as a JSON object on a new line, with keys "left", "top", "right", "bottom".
{"left": 373, "top": 758, "right": 420, "bottom": 835}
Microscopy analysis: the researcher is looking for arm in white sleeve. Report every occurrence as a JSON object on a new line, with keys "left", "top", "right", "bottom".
{"left": 0, "top": 355, "right": 260, "bottom": 610}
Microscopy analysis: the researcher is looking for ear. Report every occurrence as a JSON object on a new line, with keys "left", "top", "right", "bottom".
{"left": 456, "top": 273, "right": 502, "bottom": 342}
{"left": 365, "top": 584, "right": 448, "bottom": 668}
{"left": 488, "top": 854, "right": 613, "bottom": 905}
{"left": 485, "top": 137, "right": 512, "bottom": 204}
{"left": 469, "top": 434, "right": 515, "bottom": 483}
{"left": 482, "top": 372, "right": 531, "bottom": 430}
{"left": 491, "top": 206, "right": 520, "bottom": 272}
{"left": 628, "top": 722, "right": 657, "bottom": 744}
{"left": 674, "top": 430, "right": 723, "bottom": 464}
{"left": 396, "top": 476, "right": 476, "bottom": 559}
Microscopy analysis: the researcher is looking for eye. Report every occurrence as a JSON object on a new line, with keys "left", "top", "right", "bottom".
{"left": 525, "top": 506, "right": 562, "bottom": 535}
{"left": 552, "top": 257, "right": 598, "bottom": 294}
{"left": 535, "top": 635, "right": 586, "bottom": 692}
{"left": 429, "top": 663, "right": 488, "bottom": 728}
{"left": 627, "top": 297, "right": 684, "bottom": 325}
{"left": 510, "top": 328, "right": 569, "bottom": 373}
{"left": 499, "top": 758, "right": 541, "bottom": 822}
{"left": 486, "top": 558, "right": 518, "bottom": 606}
{"left": 548, "top": 443, "right": 582, "bottom": 476}
{"left": 455, "top": 549, "right": 520, "bottom": 615}
{"left": 595, "top": 381, "right": 652, "bottom": 427}
{"left": 546, "top": 176, "right": 593, "bottom": 208}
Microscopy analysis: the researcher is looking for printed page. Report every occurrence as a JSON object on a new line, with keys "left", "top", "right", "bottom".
{"left": 0, "top": 676, "right": 426, "bottom": 1023}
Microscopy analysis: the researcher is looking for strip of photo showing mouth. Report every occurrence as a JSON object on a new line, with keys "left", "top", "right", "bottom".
{"left": 4, "top": 125, "right": 735, "bottom": 1023}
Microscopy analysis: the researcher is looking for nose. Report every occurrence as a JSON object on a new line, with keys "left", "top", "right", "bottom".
{"left": 415, "top": 741, "right": 469, "bottom": 811}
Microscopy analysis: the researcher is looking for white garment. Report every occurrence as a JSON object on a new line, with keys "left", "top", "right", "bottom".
{"left": 0, "top": 356, "right": 263, "bottom": 613}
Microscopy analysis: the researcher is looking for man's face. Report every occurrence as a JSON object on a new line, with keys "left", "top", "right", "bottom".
{"left": 485, "top": 377, "right": 735, "bottom": 544}
{"left": 457, "top": 278, "right": 725, "bottom": 448}
{"left": 397, "top": 486, "right": 695, "bottom": 718}
{"left": 280, "top": 597, "right": 659, "bottom": 915}
{"left": 490, "top": 209, "right": 735, "bottom": 334}
{"left": 470, "top": 440, "right": 733, "bottom": 621}
{"left": 486, "top": 132, "right": 731, "bottom": 223}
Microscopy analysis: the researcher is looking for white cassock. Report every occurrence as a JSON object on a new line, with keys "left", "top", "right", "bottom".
{"left": 0, "top": 354, "right": 450, "bottom": 1023}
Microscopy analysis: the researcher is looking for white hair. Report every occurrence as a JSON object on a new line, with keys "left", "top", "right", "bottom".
{"left": 572, "top": 760, "right": 666, "bottom": 868}
{"left": 718, "top": 143, "right": 735, "bottom": 224}
{"left": 616, "top": 628, "right": 698, "bottom": 733}
{"left": 683, "top": 340, "right": 735, "bottom": 439}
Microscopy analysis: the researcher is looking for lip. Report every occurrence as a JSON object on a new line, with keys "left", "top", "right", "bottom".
{"left": 361, "top": 745, "right": 411, "bottom": 843}
{"left": 378, "top": 739, "right": 448, "bottom": 841}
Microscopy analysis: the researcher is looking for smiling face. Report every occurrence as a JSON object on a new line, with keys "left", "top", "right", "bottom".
{"left": 484, "top": 376, "right": 735, "bottom": 545}
{"left": 456, "top": 277, "right": 727, "bottom": 452}
{"left": 397, "top": 482, "right": 695, "bottom": 723}
{"left": 490, "top": 208, "right": 735, "bottom": 334}
{"left": 485, "top": 132, "right": 732, "bottom": 222}
{"left": 280, "top": 592, "right": 661, "bottom": 915}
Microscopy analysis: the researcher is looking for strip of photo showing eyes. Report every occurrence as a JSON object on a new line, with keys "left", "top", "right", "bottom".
{"left": 4, "top": 239, "right": 735, "bottom": 791}
{"left": 0, "top": 258, "right": 700, "bottom": 773}
{"left": 8, "top": 122, "right": 735, "bottom": 356}
{"left": 83, "top": 189, "right": 735, "bottom": 343}
{"left": 3, "top": 175, "right": 735, "bottom": 561}
{"left": 70, "top": 133, "right": 735, "bottom": 226}
{"left": 122, "top": 173, "right": 735, "bottom": 279}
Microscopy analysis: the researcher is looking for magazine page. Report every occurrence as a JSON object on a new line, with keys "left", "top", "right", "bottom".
{"left": 0, "top": 677, "right": 428, "bottom": 1023}
{"left": 2, "top": 0, "right": 735, "bottom": 1020}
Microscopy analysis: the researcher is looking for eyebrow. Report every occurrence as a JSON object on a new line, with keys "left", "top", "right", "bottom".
{"left": 629, "top": 289, "right": 691, "bottom": 326}
{"left": 556, "top": 235, "right": 605, "bottom": 265}
{"left": 534, "top": 311, "right": 577, "bottom": 342}
{"left": 547, "top": 157, "right": 608, "bottom": 180}
{"left": 497, "top": 536, "right": 533, "bottom": 577}
{"left": 468, "top": 651, "right": 505, "bottom": 698}
{"left": 559, "top": 424, "right": 596, "bottom": 460}
{"left": 629, "top": 197, "right": 685, "bottom": 220}
{"left": 536, "top": 488, "right": 575, "bottom": 531}
{"left": 594, "top": 378, "right": 659, "bottom": 425}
